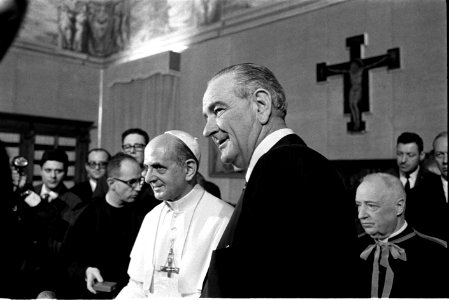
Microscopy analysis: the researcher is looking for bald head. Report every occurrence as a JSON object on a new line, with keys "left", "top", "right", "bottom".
{"left": 355, "top": 173, "right": 406, "bottom": 240}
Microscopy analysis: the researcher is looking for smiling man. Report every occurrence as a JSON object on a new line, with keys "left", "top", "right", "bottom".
{"left": 355, "top": 172, "right": 447, "bottom": 298}
{"left": 201, "top": 63, "right": 360, "bottom": 298}
{"left": 117, "top": 130, "right": 233, "bottom": 298}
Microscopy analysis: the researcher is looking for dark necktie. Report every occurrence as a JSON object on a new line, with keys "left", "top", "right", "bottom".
{"left": 41, "top": 193, "right": 50, "bottom": 202}
{"left": 404, "top": 175, "right": 410, "bottom": 194}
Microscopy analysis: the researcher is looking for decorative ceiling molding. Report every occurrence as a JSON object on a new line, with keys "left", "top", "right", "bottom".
{"left": 10, "top": 0, "right": 348, "bottom": 66}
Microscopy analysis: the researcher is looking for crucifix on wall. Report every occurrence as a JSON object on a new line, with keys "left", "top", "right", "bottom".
{"left": 317, "top": 34, "right": 400, "bottom": 133}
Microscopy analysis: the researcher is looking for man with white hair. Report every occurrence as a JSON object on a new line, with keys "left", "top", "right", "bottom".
{"left": 117, "top": 130, "right": 234, "bottom": 298}
{"left": 356, "top": 172, "right": 447, "bottom": 298}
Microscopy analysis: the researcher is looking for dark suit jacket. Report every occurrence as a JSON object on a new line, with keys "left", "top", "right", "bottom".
{"left": 386, "top": 167, "right": 429, "bottom": 199}
{"left": 406, "top": 172, "right": 448, "bottom": 241}
{"left": 15, "top": 183, "right": 85, "bottom": 297}
{"left": 357, "top": 226, "right": 448, "bottom": 298}
{"left": 202, "top": 134, "right": 360, "bottom": 298}
{"left": 70, "top": 181, "right": 93, "bottom": 203}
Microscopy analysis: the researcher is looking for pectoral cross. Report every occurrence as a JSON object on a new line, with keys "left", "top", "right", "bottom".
{"left": 159, "top": 240, "right": 179, "bottom": 278}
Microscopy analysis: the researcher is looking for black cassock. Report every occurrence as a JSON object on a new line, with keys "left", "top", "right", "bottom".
{"left": 357, "top": 225, "right": 448, "bottom": 298}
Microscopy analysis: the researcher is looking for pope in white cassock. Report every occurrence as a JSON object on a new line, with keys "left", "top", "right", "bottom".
{"left": 117, "top": 130, "right": 234, "bottom": 298}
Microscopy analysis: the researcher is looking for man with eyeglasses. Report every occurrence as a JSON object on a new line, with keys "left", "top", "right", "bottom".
{"left": 121, "top": 128, "right": 160, "bottom": 219}
{"left": 64, "top": 153, "right": 146, "bottom": 298}
{"left": 121, "top": 128, "right": 149, "bottom": 170}
{"left": 406, "top": 131, "right": 448, "bottom": 242}
{"left": 70, "top": 148, "right": 111, "bottom": 204}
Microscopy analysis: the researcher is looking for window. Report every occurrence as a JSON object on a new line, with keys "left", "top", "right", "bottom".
{"left": 0, "top": 112, "right": 93, "bottom": 188}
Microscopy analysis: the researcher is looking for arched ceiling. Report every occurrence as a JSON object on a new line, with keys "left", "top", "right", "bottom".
{"left": 16, "top": 0, "right": 286, "bottom": 58}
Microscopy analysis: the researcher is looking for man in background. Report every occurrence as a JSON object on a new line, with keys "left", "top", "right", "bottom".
{"left": 64, "top": 153, "right": 144, "bottom": 298}
{"left": 394, "top": 132, "right": 427, "bottom": 198}
{"left": 356, "top": 172, "right": 447, "bottom": 297}
{"left": 19, "top": 148, "right": 84, "bottom": 297}
{"left": 95, "top": 128, "right": 159, "bottom": 217}
{"left": 407, "top": 131, "right": 448, "bottom": 241}
{"left": 121, "top": 128, "right": 148, "bottom": 171}
{"left": 71, "top": 148, "right": 111, "bottom": 203}
{"left": 121, "top": 128, "right": 159, "bottom": 215}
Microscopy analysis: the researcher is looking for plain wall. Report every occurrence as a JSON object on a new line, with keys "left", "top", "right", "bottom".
{"left": 0, "top": 46, "right": 101, "bottom": 146}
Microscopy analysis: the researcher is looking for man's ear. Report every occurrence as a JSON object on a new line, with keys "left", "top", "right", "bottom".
{"left": 396, "top": 198, "right": 405, "bottom": 216}
{"left": 419, "top": 151, "right": 426, "bottom": 162}
{"left": 252, "top": 88, "right": 272, "bottom": 125}
{"left": 106, "top": 177, "right": 115, "bottom": 189}
{"left": 185, "top": 159, "right": 198, "bottom": 181}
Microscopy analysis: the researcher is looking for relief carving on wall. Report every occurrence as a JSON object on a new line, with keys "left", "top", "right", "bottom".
{"left": 18, "top": 0, "right": 286, "bottom": 58}
{"left": 58, "top": 0, "right": 129, "bottom": 57}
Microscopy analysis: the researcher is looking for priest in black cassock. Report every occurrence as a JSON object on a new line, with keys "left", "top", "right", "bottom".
{"left": 356, "top": 172, "right": 448, "bottom": 298}
{"left": 64, "top": 153, "right": 146, "bottom": 298}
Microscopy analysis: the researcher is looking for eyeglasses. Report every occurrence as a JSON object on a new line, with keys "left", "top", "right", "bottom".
{"left": 87, "top": 161, "right": 108, "bottom": 169}
{"left": 122, "top": 143, "right": 145, "bottom": 152}
{"left": 113, "top": 176, "right": 145, "bottom": 188}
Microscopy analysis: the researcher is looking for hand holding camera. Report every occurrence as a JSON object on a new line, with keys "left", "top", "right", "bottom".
{"left": 11, "top": 156, "right": 29, "bottom": 191}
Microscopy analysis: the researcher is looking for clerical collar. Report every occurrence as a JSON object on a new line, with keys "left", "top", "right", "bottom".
{"left": 165, "top": 184, "right": 203, "bottom": 212}
{"left": 400, "top": 167, "right": 419, "bottom": 188}
{"left": 246, "top": 128, "right": 295, "bottom": 182}
{"left": 381, "top": 221, "right": 408, "bottom": 242}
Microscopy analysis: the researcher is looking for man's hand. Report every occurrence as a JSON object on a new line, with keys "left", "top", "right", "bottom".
{"left": 85, "top": 267, "right": 103, "bottom": 294}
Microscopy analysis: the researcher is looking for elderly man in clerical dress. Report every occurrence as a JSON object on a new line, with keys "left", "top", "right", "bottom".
{"left": 356, "top": 173, "right": 448, "bottom": 298}
{"left": 117, "top": 130, "right": 234, "bottom": 298}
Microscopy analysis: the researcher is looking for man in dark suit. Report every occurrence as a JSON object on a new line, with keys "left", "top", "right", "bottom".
{"left": 71, "top": 148, "right": 111, "bottom": 203}
{"left": 120, "top": 128, "right": 160, "bottom": 217}
{"left": 393, "top": 132, "right": 428, "bottom": 199}
{"left": 201, "top": 63, "right": 360, "bottom": 298}
{"left": 18, "top": 149, "right": 84, "bottom": 297}
{"left": 406, "top": 131, "right": 447, "bottom": 241}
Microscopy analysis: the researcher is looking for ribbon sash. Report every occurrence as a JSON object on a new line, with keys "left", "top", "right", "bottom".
{"left": 360, "top": 237, "right": 409, "bottom": 297}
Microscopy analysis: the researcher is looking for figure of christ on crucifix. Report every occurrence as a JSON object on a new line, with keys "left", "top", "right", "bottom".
{"left": 159, "top": 240, "right": 179, "bottom": 278}
{"left": 317, "top": 34, "right": 400, "bottom": 133}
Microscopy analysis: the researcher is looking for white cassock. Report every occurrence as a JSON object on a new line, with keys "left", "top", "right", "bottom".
{"left": 117, "top": 184, "right": 234, "bottom": 298}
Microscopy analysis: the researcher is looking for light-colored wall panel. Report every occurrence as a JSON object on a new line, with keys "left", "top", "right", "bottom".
{"left": 0, "top": 48, "right": 101, "bottom": 147}
{"left": 178, "top": 0, "right": 447, "bottom": 204}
